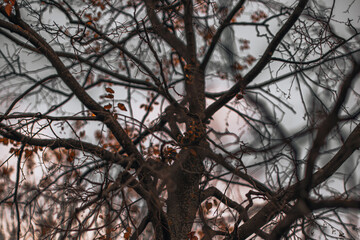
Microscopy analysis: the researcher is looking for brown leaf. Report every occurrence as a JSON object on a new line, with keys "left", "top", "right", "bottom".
{"left": 79, "top": 131, "right": 85, "bottom": 138}
{"left": 236, "top": 94, "right": 243, "bottom": 100}
{"left": 205, "top": 202, "right": 212, "bottom": 210}
{"left": 105, "top": 94, "right": 114, "bottom": 99}
{"left": 5, "top": 4, "right": 12, "bottom": 16}
{"left": 104, "top": 103, "right": 112, "bottom": 110}
{"left": 124, "top": 227, "right": 132, "bottom": 239}
{"left": 105, "top": 87, "right": 114, "bottom": 93}
{"left": 124, "top": 232, "right": 130, "bottom": 239}
{"left": 117, "top": 103, "right": 127, "bottom": 111}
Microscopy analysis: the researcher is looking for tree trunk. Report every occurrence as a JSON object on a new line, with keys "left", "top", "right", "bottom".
{"left": 167, "top": 149, "right": 204, "bottom": 239}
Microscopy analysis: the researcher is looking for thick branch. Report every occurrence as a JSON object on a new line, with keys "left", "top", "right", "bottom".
{"left": 268, "top": 198, "right": 360, "bottom": 239}
{"left": 0, "top": 18, "right": 145, "bottom": 168}
{"left": 204, "top": 0, "right": 310, "bottom": 121}
{"left": 0, "top": 123, "right": 133, "bottom": 168}
{"left": 200, "top": 0, "right": 246, "bottom": 70}
{"left": 144, "top": 0, "right": 190, "bottom": 62}
{"left": 201, "top": 186, "right": 249, "bottom": 222}
{"left": 303, "top": 63, "right": 360, "bottom": 193}
{"left": 236, "top": 123, "right": 360, "bottom": 239}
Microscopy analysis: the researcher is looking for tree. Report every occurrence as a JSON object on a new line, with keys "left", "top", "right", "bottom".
{"left": 0, "top": 0, "right": 359, "bottom": 239}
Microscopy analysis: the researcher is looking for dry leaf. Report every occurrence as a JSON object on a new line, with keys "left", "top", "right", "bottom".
{"left": 104, "top": 103, "right": 112, "bottom": 110}
{"left": 5, "top": 4, "right": 12, "bottom": 16}
{"left": 105, "top": 87, "right": 114, "bottom": 93}
{"left": 117, "top": 103, "right": 127, "bottom": 111}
